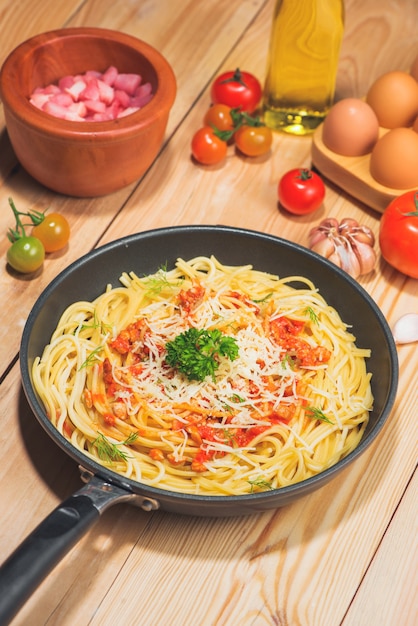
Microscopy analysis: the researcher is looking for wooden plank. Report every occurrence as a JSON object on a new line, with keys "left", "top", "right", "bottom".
{"left": 342, "top": 470, "right": 418, "bottom": 626}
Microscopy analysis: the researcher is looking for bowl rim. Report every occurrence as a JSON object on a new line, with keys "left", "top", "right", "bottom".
{"left": 0, "top": 26, "right": 177, "bottom": 139}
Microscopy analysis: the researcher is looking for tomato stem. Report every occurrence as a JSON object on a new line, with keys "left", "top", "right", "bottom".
{"left": 7, "top": 197, "right": 47, "bottom": 242}
{"left": 297, "top": 169, "right": 314, "bottom": 181}
{"left": 219, "top": 68, "right": 248, "bottom": 88}
{"left": 402, "top": 191, "right": 418, "bottom": 217}
{"left": 211, "top": 108, "right": 266, "bottom": 142}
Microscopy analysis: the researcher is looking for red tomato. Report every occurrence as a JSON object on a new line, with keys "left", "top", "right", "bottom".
{"left": 211, "top": 69, "right": 262, "bottom": 113}
{"left": 32, "top": 212, "right": 70, "bottom": 252}
{"left": 235, "top": 125, "right": 273, "bottom": 157}
{"left": 203, "top": 104, "right": 234, "bottom": 132}
{"left": 191, "top": 126, "right": 227, "bottom": 165}
{"left": 379, "top": 190, "right": 418, "bottom": 279}
{"left": 278, "top": 169, "right": 325, "bottom": 215}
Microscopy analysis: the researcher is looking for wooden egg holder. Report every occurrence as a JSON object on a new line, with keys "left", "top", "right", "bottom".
{"left": 311, "top": 124, "right": 415, "bottom": 214}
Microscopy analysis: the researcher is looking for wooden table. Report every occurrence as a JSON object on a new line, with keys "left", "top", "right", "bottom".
{"left": 0, "top": 1, "right": 417, "bottom": 624}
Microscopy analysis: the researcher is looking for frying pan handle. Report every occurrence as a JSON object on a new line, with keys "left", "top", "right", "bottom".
{"left": 0, "top": 476, "right": 138, "bottom": 626}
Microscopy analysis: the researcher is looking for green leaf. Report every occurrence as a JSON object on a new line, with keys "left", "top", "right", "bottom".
{"left": 165, "top": 328, "right": 239, "bottom": 382}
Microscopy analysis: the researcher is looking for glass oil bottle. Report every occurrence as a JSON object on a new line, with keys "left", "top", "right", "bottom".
{"left": 263, "top": 0, "right": 345, "bottom": 135}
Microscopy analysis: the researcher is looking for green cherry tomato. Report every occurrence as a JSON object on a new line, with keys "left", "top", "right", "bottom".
{"left": 7, "top": 236, "right": 45, "bottom": 273}
{"left": 32, "top": 212, "right": 70, "bottom": 252}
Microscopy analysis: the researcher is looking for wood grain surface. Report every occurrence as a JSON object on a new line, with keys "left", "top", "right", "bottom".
{"left": 0, "top": 1, "right": 416, "bottom": 625}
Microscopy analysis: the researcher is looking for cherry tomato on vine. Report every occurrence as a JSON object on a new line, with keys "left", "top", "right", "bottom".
{"left": 32, "top": 212, "right": 70, "bottom": 252}
{"left": 204, "top": 104, "right": 234, "bottom": 132}
{"left": 191, "top": 126, "right": 228, "bottom": 165}
{"left": 7, "top": 236, "right": 45, "bottom": 273}
{"left": 211, "top": 69, "right": 262, "bottom": 113}
{"left": 235, "top": 124, "right": 273, "bottom": 157}
{"left": 379, "top": 190, "right": 418, "bottom": 279}
{"left": 278, "top": 168, "right": 325, "bottom": 215}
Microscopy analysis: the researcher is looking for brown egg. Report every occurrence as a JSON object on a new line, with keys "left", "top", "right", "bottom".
{"left": 322, "top": 98, "right": 379, "bottom": 156}
{"left": 366, "top": 71, "right": 418, "bottom": 128}
{"left": 413, "top": 115, "right": 418, "bottom": 133}
{"left": 370, "top": 127, "right": 418, "bottom": 188}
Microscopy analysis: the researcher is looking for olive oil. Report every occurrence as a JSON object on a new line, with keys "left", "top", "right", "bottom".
{"left": 263, "top": 0, "right": 345, "bottom": 135}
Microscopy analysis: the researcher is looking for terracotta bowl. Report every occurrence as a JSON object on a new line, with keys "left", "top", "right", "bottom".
{"left": 0, "top": 27, "right": 176, "bottom": 197}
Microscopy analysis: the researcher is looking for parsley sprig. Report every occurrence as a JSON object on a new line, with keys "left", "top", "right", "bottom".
{"left": 165, "top": 328, "right": 239, "bottom": 382}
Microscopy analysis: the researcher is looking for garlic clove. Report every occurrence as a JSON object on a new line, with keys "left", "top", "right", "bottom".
{"left": 352, "top": 239, "right": 377, "bottom": 275}
{"left": 337, "top": 241, "right": 361, "bottom": 278}
{"left": 310, "top": 236, "right": 335, "bottom": 259}
{"left": 352, "top": 226, "right": 375, "bottom": 247}
{"left": 392, "top": 313, "right": 418, "bottom": 344}
{"left": 339, "top": 217, "right": 359, "bottom": 236}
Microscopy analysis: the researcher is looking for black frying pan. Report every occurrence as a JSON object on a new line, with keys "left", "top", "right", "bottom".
{"left": 0, "top": 226, "right": 398, "bottom": 624}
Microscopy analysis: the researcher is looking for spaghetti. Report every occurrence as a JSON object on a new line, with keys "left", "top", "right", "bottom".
{"left": 32, "top": 256, "right": 373, "bottom": 495}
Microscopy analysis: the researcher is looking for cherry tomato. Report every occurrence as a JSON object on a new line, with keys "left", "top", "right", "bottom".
{"left": 235, "top": 125, "right": 273, "bottom": 157}
{"left": 32, "top": 212, "right": 70, "bottom": 252}
{"left": 7, "top": 236, "right": 45, "bottom": 273}
{"left": 278, "top": 168, "right": 325, "bottom": 215}
{"left": 204, "top": 104, "right": 234, "bottom": 132}
{"left": 211, "top": 69, "right": 262, "bottom": 114}
{"left": 379, "top": 190, "right": 418, "bottom": 279}
{"left": 191, "top": 126, "right": 227, "bottom": 165}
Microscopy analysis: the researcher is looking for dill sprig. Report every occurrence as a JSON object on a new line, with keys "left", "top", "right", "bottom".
{"left": 93, "top": 432, "right": 139, "bottom": 463}
{"left": 248, "top": 477, "right": 273, "bottom": 492}
{"left": 79, "top": 345, "right": 104, "bottom": 369}
{"left": 304, "top": 306, "right": 319, "bottom": 325}
{"left": 281, "top": 354, "right": 295, "bottom": 370}
{"left": 79, "top": 311, "right": 112, "bottom": 335}
{"left": 306, "top": 406, "right": 334, "bottom": 424}
{"left": 165, "top": 328, "right": 239, "bottom": 382}
{"left": 143, "top": 263, "right": 183, "bottom": 295}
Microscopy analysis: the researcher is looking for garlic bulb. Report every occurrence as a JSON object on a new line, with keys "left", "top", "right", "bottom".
{"left": 308, "top": 217, "right": 376, "bottom": 279}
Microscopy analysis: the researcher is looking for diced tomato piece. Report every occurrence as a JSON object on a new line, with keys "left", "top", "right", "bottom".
{"left": 178, "top": 282, "right": 206, "bottom": 314}
{"left": 149, "top": 448, "right": 165, "bottom": 462}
